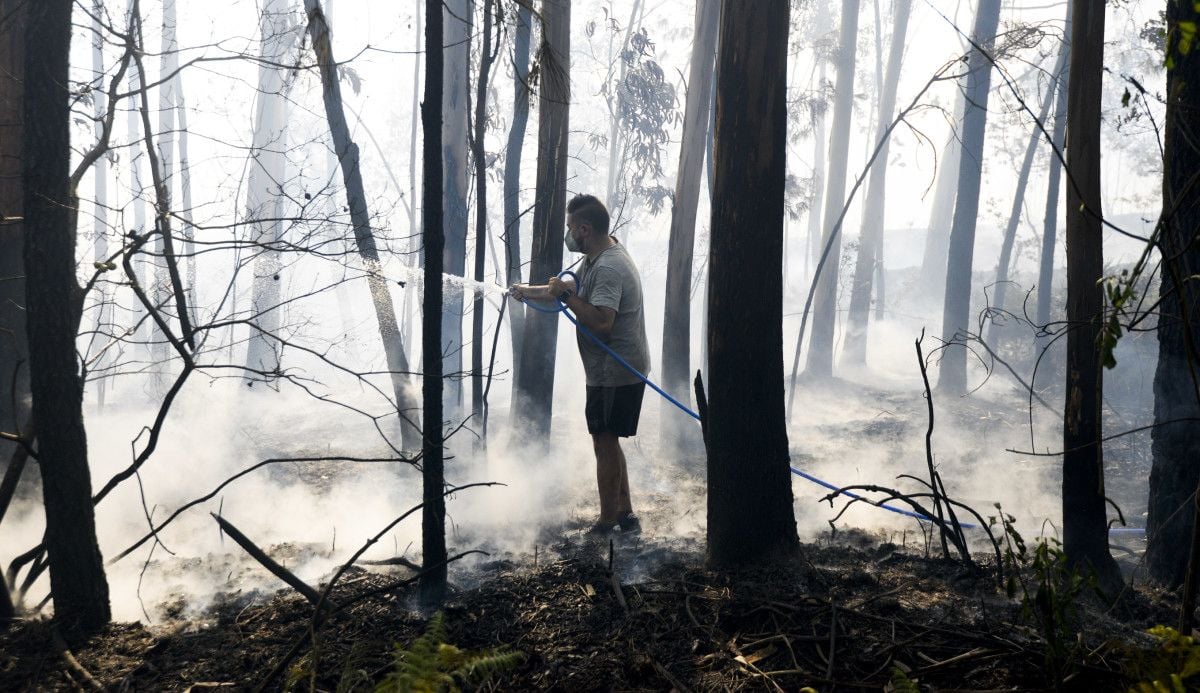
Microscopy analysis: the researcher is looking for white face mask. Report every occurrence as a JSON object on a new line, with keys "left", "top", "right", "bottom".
{"left": 565, "top": 229, "right": 582, "bottom": 253}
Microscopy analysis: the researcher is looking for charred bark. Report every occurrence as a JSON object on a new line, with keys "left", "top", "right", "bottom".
{"left": 441, "top": 0, "right": 471, "bottom": 418}
{"left": 0, "top": 0, "right": 27, "bottom": 469}
{"left": 706, "top": 0, "right": 797, "bottom": 566}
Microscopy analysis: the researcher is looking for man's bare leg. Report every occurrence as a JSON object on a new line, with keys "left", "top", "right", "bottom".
{"left": 616, "top": 441, "right": 632, "bottom": 517}
{"left": 593, "top": 432, "right": 628, "bottom": 523}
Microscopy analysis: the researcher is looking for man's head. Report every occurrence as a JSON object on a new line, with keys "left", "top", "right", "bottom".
{"left": 566, "top": 194, "right": 610, "bottom": 254}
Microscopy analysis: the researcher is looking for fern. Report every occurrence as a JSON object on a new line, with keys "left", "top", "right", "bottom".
{"left": 375, "top": 612, "right": 523, "bottom": 693}
{"left": 1126, "top": 626, "right": 1200, "bottom": 693}
{"left": 888, "top": 665, "right": 921, "bottom": 693}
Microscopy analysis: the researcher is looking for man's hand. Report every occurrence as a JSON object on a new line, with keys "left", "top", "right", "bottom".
{"left": 546, "top": 275, "right": 577, "bottom": 299}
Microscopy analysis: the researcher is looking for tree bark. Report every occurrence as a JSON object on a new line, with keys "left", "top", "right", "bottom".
{"left": 706, "top": 0, "right": 797, "bottom": 567}
{"left": 441, "top": 0, "right": 471, "bottom": 419}
{"left": 1147, "top": 0, "right": 1200, "bottom": 588}
{"left": 303, "top": 0, "right": 421, "bottom": 450}
{"left": 1036, "top": 26, "right": 1070, "bottom": 354}
{"left": 503, "top": 1, "right": 532, "bottom": 394}
{"left": 1061, "top": 0, "right": 1122, "bottom": 595}
{"left": 90, "top": 0, "right": 113, "bottom": 409}
{"left": 471, "top": 0, "right": 498, "bottom": 435}
{"left": 661, "top": 0, "right": 719, "bottom": 453}
{"left": 987, "top": 29, "right": 1069, "bottom": 348}
{"left": 842, "top": 0, "right": 911, "bottom": 366}
{"left": 419, "top": 0, "right": 447, "bottom": 607}
{"left": 936, "top": 0, "right": 1001, "bottom": 395}
{"left": 514, "top": 0, "right": 570, "bottom": 438}
{"left": 918, "top": 84, "right": 967, "bottom": 298}
{"left": 805, "top": 0, "right": 860, "bottom": 377}
{"left": 245, "top": 0, "right": 293, "bottom": 378}
{"left": 24, "top": 0, "right": 112, "bottom": 637}
{"left": 0, "top": 0, "right": 28, "bottom": 468}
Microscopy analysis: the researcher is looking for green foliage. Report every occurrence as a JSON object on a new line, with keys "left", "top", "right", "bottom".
{"left": 991, "top": 505, "right": 1090, "bottom": 683}
{"left": 1126, "top": 626, "right": 1200, "bottom": 693}
{"left": 887, "top": 665, "right": 921, "bottom": 693}
{"left": 1100, "top": 270, "right": 1138, "bottom": 369}
{"left": 374, "top": 612, "right": 524, "bottom": 693}
{"left": 1165, "top": 2, "right": 1200, "bottom": 70}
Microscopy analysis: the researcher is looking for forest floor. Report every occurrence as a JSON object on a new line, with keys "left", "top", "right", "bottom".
{"left": 0, "top": 515, "right": 1187, "bottom": 691}
{"left": 0, "top": 370, "right": 1179, "bottom": 691}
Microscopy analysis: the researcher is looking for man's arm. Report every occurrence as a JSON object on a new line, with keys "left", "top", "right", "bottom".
{"left": 548, "top": 275, "right": 616, "bottom": 339}
{"left": 509, "top": 275, "right": 577, "bottom": 302}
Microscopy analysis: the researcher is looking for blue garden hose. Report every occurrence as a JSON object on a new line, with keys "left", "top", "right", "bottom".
{"left": 519, "top": 270, "right": 1145, "bottom": 537}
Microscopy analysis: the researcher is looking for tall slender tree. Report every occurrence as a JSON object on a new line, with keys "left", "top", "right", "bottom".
{"left": 245, "top": 0, "right": 293, "bottom": 378}
{"left": 805, "top": 0, "right": 860, "bottom": 377}
{"left": 842, "top": 0, "right": 911, "bottom": 366}
{"left": 1146, "top": 0, "right": 1200, "bottom": 588}
{"left": 987, "top": 30, "right": 1070, "bottom": 347}
{"left": 918, "top": 86, "right": 967, "bottom": 298}
{"left": 0, "top": 0, "right": 29, "bottom": 466}
{"left": 24, "top": 0, "right": 111, "bottom": 636}
{"left": 303, "top": 0, "right": 421, "bottom": 450}
{"left": 1061, "top": 0, "right": 1122, "bottom": 595}
{"left": 91, "top": 0, "right": 114, "bottom": 408}
{"left": 503, "top": 1, "right": 532, "bottom": 391}
{"left": 441, "top": 0, "right": 471, "bottom": 418}
{"left": 420, "top": 0, "right": 447, "bottom": 607}
{"left": 936, "top": 0, "right": 1001, "bottom": 395}
{"left": 705, "top": 0, "right": 797, "bottom": 566}
{"left": 1036, "top": 17, "right": 1070, "bottom": 354}
{"left": 470, "top": 0, "right": 500, "bottom": 433}
{"left": 514, "top": 0, "right": 570, "bottom": 437}
{"left": 661, "top": 0, "right": 719, "bottom": 452}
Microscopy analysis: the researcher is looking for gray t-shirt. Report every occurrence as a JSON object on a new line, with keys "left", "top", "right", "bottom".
{"left": 576, "top": 241, "right": 651, "bottom": 387}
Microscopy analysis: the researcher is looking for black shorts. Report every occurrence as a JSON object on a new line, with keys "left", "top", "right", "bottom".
{"left": 585, "top": 382, "right": 646, "bottom": 437}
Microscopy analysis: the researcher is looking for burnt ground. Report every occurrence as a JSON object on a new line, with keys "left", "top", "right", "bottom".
{"left": 0, "top": 363, "right": 1176, "bottom": 691}
{"left": 0, "top": 525, "right": 1186, "bottom": 692}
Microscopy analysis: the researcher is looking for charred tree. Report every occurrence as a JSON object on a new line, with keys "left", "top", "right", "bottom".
{"left": 805, "top": 0, "right": 860, "bottom": 377}
{"left": 470, "top": 0, "right": 499, "bottom": 434}
{"left": 661, "top": 0, "right": 719, "bottom": 452}
{"left": 514, "top": 0, "right": 570, "bottom": 437}
{"left": 706, "top": 0, "right": 798, "bottom": 566}
{"left": 502, "top": 1, "right": 532, "bottom": 391}
{"left": 936, "top": 0, "right": 1001, "bottom": 395}
{"left": 24, "top": 0, "right": 111, "bottom": 636}
{"left": 1147, "top": 0, "right": 1200, "bottom": 588}
{"left": 1061, "top": 0, "right": 1122, "bottom": 595}
{"left": 420, "top": 0, "right": 447, "bottom": 607}
{"left": 441, "top": 0, "right": 471, "bottom": 418}
{"left": 842, "top": 0, "right": 911, "bottom": 366}
{"left": 303, "top": 0, "right": 421, "bottom": 450}
{"left": 0, "top": 0, "right": 28, "bottom": 467}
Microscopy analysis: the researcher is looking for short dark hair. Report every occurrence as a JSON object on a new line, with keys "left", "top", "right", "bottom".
{"left": 567, "top": 194, "right": 610, "bottom": 235}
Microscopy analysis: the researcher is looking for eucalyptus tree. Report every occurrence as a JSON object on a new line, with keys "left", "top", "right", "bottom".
{"left": 442, "top": 0, "right": 471, "bottom": 418}
{"left": 918, "top": 88, "right": 966, "bottom": 299}
{"left": 0, "top": 0, "right": 28, "bottom": 469}
{"left": 514, "top": 0, "right": 570, "bottom": 437}
{"left": 706, "top": 0, "right": 797, "bottom": 566}
{"left": 24, "top": 0, "right": 111, "bottom": 637}
{"left": 936, "top": 0, "right": 1001, "bottom": 395}
{"left": 842, "top": 0, "right": 911, "bottom": 366}
{"left": 661, "top": 0, "right": 719, "bottom": 453}
{"left": 805, "top": 0, "right": 860, "bottom": 377}
{"left": 987, "top": 24, "right": 1070, "bottom": 348}
{"left": 1037, "top": 16, "right": 1071, "bottom": 354}
{"left": 244, "top": 0, "right": 295, "bottom": 378}
{"left": 503, "top": 1, "right": 532, "bottom": 391}
{"left": 1061, "top": 0, "right": 1122, "bottom": 595}
{"left": 1147, "top": 0, "right": 1200, "bottom": 589}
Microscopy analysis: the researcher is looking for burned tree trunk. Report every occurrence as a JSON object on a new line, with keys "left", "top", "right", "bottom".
{"left": 1061, "top": 0, "right": 1122, "bottom": 595}
{"left": 24, "top": 0, "right": 111, "bottom": 637}
{"left": 441, "top": 0, "right": 471, "bottom": 419}
{"left": 936, "top": 0, "right": 1001, "bottom": 395}
{"left": 470, "top": 0, "right": 499, "bottom": 433}
{"left": 420, "top": 0, "right": 447, "bottom": 607}
{"left": 514, "top": 0, "right": 570, "bottom": 437}
{"left": 1147, "top": 0, "right": 1200, "bottom": 589}
{"left": 706, "top": 0, "right": 797, "bottom": 566}
{"left": 303, "top": 0, "right": 421, "bottom": 450}
{"left": 661, "top": 0, "right": 719, "bottom": 452}
{"left": 0, "top": 0, "right": 28, "bottom": 467}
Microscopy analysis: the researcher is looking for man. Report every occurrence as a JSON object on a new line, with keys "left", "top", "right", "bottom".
{"left": 510, "top": 194, "right": 650, "bottom": 534}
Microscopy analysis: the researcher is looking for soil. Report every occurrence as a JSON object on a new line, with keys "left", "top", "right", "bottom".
{"left": 0, "top": 524, "right": 1184, "bottom": 691}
